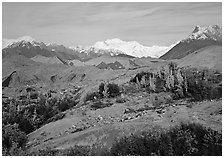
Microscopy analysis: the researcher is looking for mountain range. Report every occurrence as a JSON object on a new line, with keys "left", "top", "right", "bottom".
{"left": 3, "top": 36, "right": 175, "bottom": 59}
{"left": 2, "top": 25, "right": 222, "bottom": 72}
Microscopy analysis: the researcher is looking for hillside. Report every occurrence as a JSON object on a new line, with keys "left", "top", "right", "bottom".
{"left": 177, "top": 46, "right": 222, "bottom": 72}
{"left": 2, "top": 40, "right": 81, "bottom": 62}
{"left": 84, "top": 54, "right": 137, "bottom": 69}
{"left": 2, "top": 54, "right": 38, "bottom": 77}
{"left": 31, "top": 55, "right": 64, "bottom": 65}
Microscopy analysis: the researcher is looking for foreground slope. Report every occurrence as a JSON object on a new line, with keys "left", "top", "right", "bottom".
{"left": 27, "top": 94, "right": 222, "bottom": 151}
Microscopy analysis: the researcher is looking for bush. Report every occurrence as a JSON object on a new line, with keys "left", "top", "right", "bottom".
{"left": 85, "top": 83, "right": 121, "bottom": 101}
{"left": 28, "top": 147, "right": 59, "bottom": 156}
{"left": 181, "top": 68, "right": 222, "bottom": 101}
{"left": 2, "top": 124, "right": 28, "bottom": 155}
{"left": 98, "top": 83, "right": 105, "bottom": 97}
{"left": 130, "top": 66, "right": 221, "bottom": 101}
{"left": 57, "top": 100, "right": 69, "bottom": 112}
{"left": 28, "top": 146, "right": 91, "bottom": 156}
{"left": 108, "top": 122, "right": 222, "bottom": 156}
{"left": 58, "top": 145, "right": 91, "bottom": 156}
{"left": 106, "top": 83, "right": 121, "bottom": 98}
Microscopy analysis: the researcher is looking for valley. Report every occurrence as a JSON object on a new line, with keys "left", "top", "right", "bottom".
{"left": 2, "top": 25, "right": 222, "bottom": 156}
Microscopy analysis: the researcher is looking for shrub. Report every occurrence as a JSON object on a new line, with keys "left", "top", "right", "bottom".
{"left": 108, "top": 122, "right": 222, "bottom": 156}
{"left": 58, "top": 145, "right": 91, "bottom": 156}
{"left": 181, "top": 68, "right": 222, "bottom": 101}
{"left": 98, "top": 83, "right": 105, "bottom": 97}
{"left": 2, "top": 124, "right": 28, "bottom": 155}
{"left": 106, "top": 83, "right": 121, "bottom": 98}
{"left": 130, "top": 66, "right": 221, "bottom": 101}
{"left": 28, "top": 147, "right": 59, "bottom": 156}
{"left": 27, "top": 145, "right": 91, "bottom": 156}
{"left": 57, "top": 100, "right": 70, "bottom": 112}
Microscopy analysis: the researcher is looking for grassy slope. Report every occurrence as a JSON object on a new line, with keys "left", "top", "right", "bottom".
{"left": 178, "top": 46, "right": 222, "bottom": 72}
{"left": 30, "top": 55, "right": 64, "bottom": 65}
{"left": 27, "top": 92, "right": 222, "bottom": 151}
{"left": 2, "top": 53, "right": 222, "bottom": 152}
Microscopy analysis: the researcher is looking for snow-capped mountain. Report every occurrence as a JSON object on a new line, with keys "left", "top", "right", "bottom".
{"left": 2, "top": 36, "right": 36, "bottom": 49}
{"left": 184, "top": 25, "right": 222, "bottom": 42}
{"left": 89, "top": 38, "right": 175, "bottom": 58}
{"left": 3, "top": 35, "right": 175, "bottom": 59}
{"left": 2, "top": 37, "right": 81, "bottom": 62}
{"left": 160, "top": 25, "right": 222, "bottom": 60}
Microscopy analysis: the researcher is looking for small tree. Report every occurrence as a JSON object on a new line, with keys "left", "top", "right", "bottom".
{"left": 98, "top": 83, "right": 105, "bottom": 97}
{"left": 2, "top": 124, "right": 27, "bottom": 154}
{"left": 106, "top": 83, "right": 121, "bottom": 98}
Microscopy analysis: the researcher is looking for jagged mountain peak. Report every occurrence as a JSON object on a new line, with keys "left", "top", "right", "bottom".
{"left": 3, "top": 36, "right": 38, "bottom": 49}
{"left": 192, "top": 25, "right": 221, "bottom": 33}
{"left": 185, "top": 25, "right": 222, "bottom": 41}
{"left": 7, "top": 39, "right": 46, "bottom": 49}
{"left": 16, "top": 36, "right": 35, "bottom": 42}
{"left": 160, "top": 24, "right": 222, "bottom": 60}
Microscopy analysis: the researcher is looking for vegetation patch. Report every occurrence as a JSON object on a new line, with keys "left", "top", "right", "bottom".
{"left": 130, "top": 62, "right": 222, "bottom": 101}
{"left": 108, "top": 122, "right": 222, "bottom": 156}
{"left": 3, "top": 122, "right": 221, "bottom": 156}
{"left": 84, "top": 82, "right": 121, "bottom": 102}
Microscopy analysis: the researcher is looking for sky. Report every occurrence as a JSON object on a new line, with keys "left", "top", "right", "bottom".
{"left": 2, "top": 2, "right": 222, "bottom": 47}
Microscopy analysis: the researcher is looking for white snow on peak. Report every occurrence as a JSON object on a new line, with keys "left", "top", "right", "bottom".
{"left": 185, "top": 25, "right": 221, "bottom": 41}
{"left": 17, "top": 36, "right": 35, "bottom": 42}
{"left": 91, "top": 38, "right": 175, "bottom": 58}
{"left": 2, "top": 36, "right": 36, "bottom": 48}
{"left": 69, "top": 45, "right": 85, "bottom": 51}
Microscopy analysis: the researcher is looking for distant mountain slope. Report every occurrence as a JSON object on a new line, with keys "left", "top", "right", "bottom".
{"left": 178, "top": 46, "right": 222, "bottom": 72}
{"left": 2, "top": 39, "right": 81, "bottom": 62}
{"left": 68, "top": 59, "right": 86, "bottom": 66}
{"left": 84, "top": 54, "right": 137, "bottom": 69}
{"left": 2, "top": 54, "right": 38, "bottom": 77}
{"left": 46, "top": 43, "right": 82, "bottom": 60}
{"left": 31, "top": 55, "right": 64, "bottom": 65}
{"left": 160, "top": 25, "right": 222, "bottom": 60}
{"left": 97, "top": 61, "right": 125, "bottom": 70}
